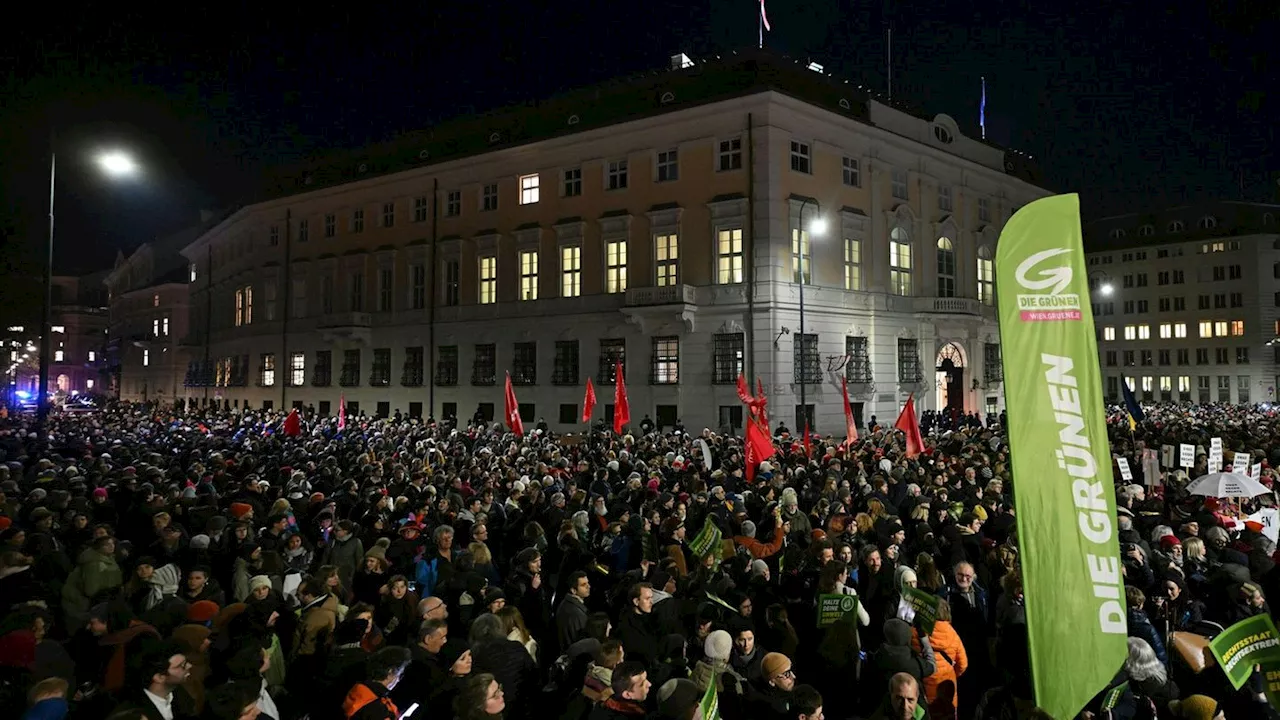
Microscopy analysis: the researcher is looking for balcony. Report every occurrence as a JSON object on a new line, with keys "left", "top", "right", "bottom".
{"left": 888, "top": 295, "right": 995, "bottom": 318}
{"left": 624, "top": 285, "right": 696, "bottom": 307}
{"left": 622, "top": 284, "right": 698, "bottom": 334}
{"left": 317, "top": 312, "right": 372, "bottom": 345}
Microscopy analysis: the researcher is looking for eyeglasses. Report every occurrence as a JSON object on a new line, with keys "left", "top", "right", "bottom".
{"left": 956, "top": 573, "right": 976, "bottom": 580}
{"left": 776, "top": 669, "right": 795, "bottom": 680}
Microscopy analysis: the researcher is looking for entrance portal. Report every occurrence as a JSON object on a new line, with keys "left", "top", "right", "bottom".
{"left": 935, "top": 343, "right": 965, "bottom": 415}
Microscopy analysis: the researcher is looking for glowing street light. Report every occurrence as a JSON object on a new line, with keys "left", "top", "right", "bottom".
{"left": 1100, "top": 283, "right": 1114, "bottom": 296}
{"left": 97, "top": 151, "right": 139, "bottom": 178}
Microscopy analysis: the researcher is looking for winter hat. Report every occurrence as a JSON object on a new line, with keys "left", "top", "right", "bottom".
{"left": 92, "top": 487, "right": 108, "bottom": 500}
{"left": 248, "top": 575, "right": 272, "bottom": 594}
{"left": 187, "top": 600, "right": 221, "bottom": 623}
{"left": 189, "top": 534, "right": 211, "bottom": 550}
{"left": 0, "top": 517, "right": 10, "bottom": 532}
{"left": 760, "top": 652, "right": 791, "bottom": 681}
{"left": 1170, "top": 695, "right": 1219, "bottom": 720}
{"left": 895, "top": 565, "right": 918, "bottom": 589}
{"left": 704, "top": 630, "right": 733, "bottom": 661}
{"left": 230, "top": 503, "right": 253, "bottom": 520}
{"left": 740, "top": 520, "right": 757, "bottom": 539}
{"left": 883, "top": 618, "right": 913, "bottom": 647}
{"left": 657, "top": 679, "right": 701, "bottom": 719}
{"left": 780, "top": 487, "right": 798, "bottom": 506}
{"left": 365, "top": 543, "right": 388, "bottom": 562}
{"left": 1160, "top": 535, "right": 1182, "bottom": 551}
{"left": 206, "top": 516, "right": 228, "bottom": 534}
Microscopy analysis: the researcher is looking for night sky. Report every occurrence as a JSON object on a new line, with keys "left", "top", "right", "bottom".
{"left": 1, "top": 0, "right": 1275, "bottom": 317}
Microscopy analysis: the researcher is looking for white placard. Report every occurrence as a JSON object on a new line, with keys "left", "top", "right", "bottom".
{"left": 1143, "top": 448, "right": 1162, "bottom": 487}
{"left": 1253, "top": 463, "right": 1263, "bottom": 480}
{"left": 1247, "top": 508, "right": 1280, "bottom": 544}
{"left": 1179, "top": 444, "right": 1195, "bottom": 468}
{"left": 1117, "top": 457, "right": 1133, "bottom": 481}
{"left": 1209, "top": 438, "right": 1223, "bottom": 474}
{"left": 1231, "top": 451, "right": 1249, "bottom": 475}
{"left": 1162, "top": 444, "right": 1176, "bottom": 468}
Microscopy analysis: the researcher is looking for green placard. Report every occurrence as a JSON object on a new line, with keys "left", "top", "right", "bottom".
{"left": 1208, "top": 614, "right": 1280, "bottom": 690}
{"left": 699, "top": 675, "right": 720, "bottom": 720}
{"left": 901, "top": 586, "right": 940, "bottom": 635}
{"left": 1260, "top": 660, "right": 1280, "bottom": 712}
{"left": 705, "top": 591, "right": 737, "bottom": 613}
{"left": 1100, "top": 681, "right": 1128, "bottom": 711}
{"left": 689, "top": 517, "right": 722, "bottom": 559}
{"left": 817, "top": 593, "right": 859, "bottom": 628}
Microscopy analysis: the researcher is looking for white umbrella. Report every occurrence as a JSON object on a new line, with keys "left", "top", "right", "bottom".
{"left": 1185, "top": 472, "right": 1271, "bottom": 498}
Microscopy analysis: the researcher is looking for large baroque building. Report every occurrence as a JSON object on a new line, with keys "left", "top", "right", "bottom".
{"left": 1084, "top": 201, "right": 1280, "bottom": 405}
{"left": 48, "top": 273, "right": 110, "bottom": 396}
{"left": 177, "top": 51, "right": 1049, "bottom": 431}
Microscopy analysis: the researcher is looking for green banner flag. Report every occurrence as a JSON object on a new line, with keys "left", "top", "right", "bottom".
{"left": 699, "top": 675, "right": 720, "bottom": 720}
{"left": 817, "top": 593, "right": 860, "bottom": 628}
{"left": 1208, "top": 614, "right": 1280, "bottom": 690}
{"left": 900, "top": 586, "right": 940, "bottom": 635}
{"left": 995, "top": 194, "right": 1128, "bottom": 720}
{"left": 689, "top": 517, "right": 722, "bottom": 559}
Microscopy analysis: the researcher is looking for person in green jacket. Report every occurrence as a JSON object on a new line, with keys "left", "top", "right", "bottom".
{"left": 61, "top": 536, "right": 123, "bottom": 626}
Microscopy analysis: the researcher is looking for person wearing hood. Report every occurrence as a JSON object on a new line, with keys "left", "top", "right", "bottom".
{"left": 323, "top": 520, "right": 365, "bottom": 593}
{"left": 866, "top": 618, "right": 936, "bottom": 708}
{"left": 61, "top": 535, "right": 122, "bottom": 627}
{"left": 21, "top": 677, "right": 69, "bottom": 720}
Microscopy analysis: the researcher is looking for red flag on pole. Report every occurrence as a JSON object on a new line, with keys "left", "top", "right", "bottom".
{"left": 582, "top": 378, "right": 597, "bottom": 423}
{"left": 283, "top": 408, "right": 301, "bottom": 437}
{"left": 504, "top": 372, "right": 524, "bottom": 437}
{"left": 613, "top": 361, "right": 630, "bottom": 434}
{"left": 745, "top": 414, "right": 776, "bottom": 483}
{"left": 841, "top": 376, "right": 859, "bottom": 447}
{"left": 337, "top": 394, "right": 346, "bottom": 431}
{"left": 894, "top": 393, "right": 924, "bottom": 458}
{"left": 803, "top": 422, "right": 812, "bottom": 457}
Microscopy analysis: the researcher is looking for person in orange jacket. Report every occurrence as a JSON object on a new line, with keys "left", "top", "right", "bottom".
{"left": 732, "top": 506, "right": 787, "bottom": 559}
{"left": 910, "top": 600, "right": 968, "bottom": 720}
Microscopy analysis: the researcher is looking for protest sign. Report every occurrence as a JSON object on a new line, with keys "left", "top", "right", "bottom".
{"left": 689, "top": 518, "right": 722, "bottom": 559}
{"left": 1253, "top": 463, "right": 1263, "bottom": 481}
{"left": 1209, "top": 614, "right": 1280, "bottom": 690}
{"left": 1162, "top": 445, "right": 1175, "bottom": 468}
{"left": 699, "top": 678, "right": 720, "bottom": 720}
{"left": 1142, "top": 449, "right": 1161, "bottom": 487}
{"left": 1209, "top": 438, "right": 1223, "bottom": 474}
{"left": 1180, "top": 444, "right": 1195, "bottom": 468}
{"left": 900, "top": 585, "right": 941, "bottom": 635}
{"left": 1248, "top": 508, "right": 1280, "bottom": 544}
{"left": 817, "top": 593, "right": 861, "bottom": 628}
{"left": 1117, "top": 458, "right": 1133, "bottom": 482}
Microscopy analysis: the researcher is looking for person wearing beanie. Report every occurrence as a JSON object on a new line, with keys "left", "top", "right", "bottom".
{"left": 229, "top": 502, "right": 254, "bottom": 521}
{"left": 691, "top": 630, "right": 747, "bottom": 696}
{"left": 247, "top": 575, "right": 272, "bottom": 600}
{"left": 733, "top": 509, "right": 786, "bottom": 560}
{"left": 655, "top": 678, "right": 701, "bottom": 720}
{"left": 1170, "top": 695, "right": 1223, "bottom": 720}
{"left": 186, "top": 599, "right": 220, "bottom": 625}
{"left": 758, "top": 651, "right": 798, "bottom": 718}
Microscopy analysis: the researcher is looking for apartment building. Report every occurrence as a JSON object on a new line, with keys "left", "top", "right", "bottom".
{"left": 105, "top": 229, "right": 195, "bottom": 403}
{"left": 1084, "top": 201, "right": 1280, "bottom": 405}
{"left": 47, "top": 273, "right": 109, "bottom": 396}
{"left": 177, "top": 51, "right": 1049, "bottom": 431}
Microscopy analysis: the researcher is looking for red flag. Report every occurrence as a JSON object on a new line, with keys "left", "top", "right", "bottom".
{"left": 337, "top": 394, "right": 346, "bottom": 431}
{"left": 894, "top": 393, "right": 924, "bottom": 458}
{"left": 803, "top": 422, "right": 813, "bottom": 456}
{"left": 283, "top": 408, "right": 301, "bottom": 437}
{"left": 756, "top": 377, "right": 769, "bottom": 428}
{"left": 504, "top": 372, "right": 524, "bottom": 437}
{"left": 613, "top": 361, "right": 630, "bottom": 434}
{"left": 841, "top": 376, "right": 859, "bottom": 447}
{"left": 745, "top": 415, "right": 776, "bottom": 482}
{"left": 582, "top": 378, "right": 597, "bottom": 424}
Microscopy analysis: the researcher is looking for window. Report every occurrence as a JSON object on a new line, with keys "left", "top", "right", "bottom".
{"left": 791, "top": 229, "right": 811, "bottom": 284}
{"left": 1159, "top": 350, "right": 1171, "bottom": 365}
{"left": 1137, "top": 325, "right": 1150, "bottom": 340}
{"left": 561, "top": 246, "right": 581, "bottom": 297}
{"left": 86, "top": 379, "right": 94, "bottom": 389}
{"left": 563, "top": 168, "right": 582, "bottom": 197}
{"left": 446, "top": 190, "right": 461, "bottom": 217}
{"left": 143, "top": 349, "right": 150, "bottom": 367}
{"left": 1174, "top": 297, "right": 1186, "bottom": 311}
{"left": 1237, "top": 347, "right": 1250, "bottom": 364}
{"left": 519, "top": 174, "right": 540, "bottom": 205}
{"left": 558, "top": 404, "right": 579, "bottom": 424}
{"left": 1158, "top": 271, "right": 1169, "bottom": 286}
{"left": 978, "top": 198, "right": 991, "bottom": 223}
{"left": 898, "top": 338, "right": 922, "bottom": 383}
{"left": 435, "top": 346, "right": 458, "bottom": 386}
{"left": 482, "top": 184, "right": 499, "bottom": 211}
{"left": 519, "top": 250, "right": 539, "bottom": 301}
{"left": 977, "top": 247, "right": 994, "bottom": 305}
{"left": 607, "top": 159, "right": 628, "bottom": 190}
{"left": 443, "top": 260, "right": 460, "bottom": 306}
{"left": 1141, "top": 225, "right": 1155, "bottom": 237}
{"left": 1199, "top": 321, "right": 1213, "bottom": 338}
{"left": 378, "top": 268, "right": 393, "bottom": 312}
{"left": 512, "top": 342, "right": 537, "bottom": 385}
{"left": 1177, "top": 349, "right": 1190, "bottom": 365}
{"left": 1196, "top": 348, "right": 1209, "bottom": 365}
{"left": 1198, "top": 375, "right": 1211, "bottom": 402}
{"left": 1239, "top": 376, "right": 1250, "bottom": 403}
{"left": 655, "top": 234, "right": 679, "bottom": 286}
{"left": 235, "top": 288, "right": 244, "bottom": 326}
{"left": 1137, "top": 300, "right": 1148, "bottom": 313}
{"left": 653, "top": 150, "right": 688, "bottom": 190}
{"left": 413, "top": 196, "right": 428, "bottom": 223}
{"left": 349, "top": 272, "right": 364, "bottom": 312}
{"left": 340, "top": 349, "right": 361, "bottom": 386}
{"left": 1173, "top": 270, "right": 1185, "bottom": 284}
{"left": 1214, "top": 266, "right": 1226, "bottom": 282}
{"left": 410, "top": 264, "right": 426, "bottom": 310}
{"left": 713, "top": 333, "right": 745, "bottom": 384}
{"left": 718, "top": 228, "right": 744, "bottom": 285}
{"left": 1169, "top": 220, "right": 1184, "bottom": 233}
{"left": 54, "top": 350, "right": 63, "bottom": 362}
{"left": 1218, "top": 375, "right": 1231, "bottom": 402}
{"left": 890, "top": 227, "right": 912, "bottom": 296}
{"left": 553, "top": 341, "right": 579, "bottom": 385}
{"left": 1124, "top": 350, "right": 1135, "bottom": 366}
{"left": 472, "top": 344, "right": 496, "bottom": 386}
{"left": 1231, "top": 320, "right": 1244, "bottom": 336}
{"left": 842, "top": 157, "right": 860, "bottom": 187}
{"left": 1178, "top": 376, "right": 1191, "bottom": 395}
{"left": 290, "top": 352, "right": 305, "bottom": 387}
{"left": 260, "top": 354, "right": 276, "bottom": 387}
{"left": 651, "top": 337, "right": 679, "bottom": 384}
{"left": 1214, "top": 321, "right": 1228, "bottom": 337}
{"left": 938, "top": 185, "right": 952, "bottom": 212}
{"left": 1123, "top": 275, "right": 1134, "bottom": 289}
{"left": 1230, "top": 265, "right": 1242, "bottom": 280}
{"left": 269, "top": 225, "right": 281, "bottom": 246}
{"left": 321, "top": 276, "right": 334, "bottom": 313}
{"left": 606, "top": 241, "right": 627, "bottom": 293}
{"left": 848, "top": 336, "right": 874, "bottom": 383}
{"left": 1158, "top": 297, "right": 1170, "bottom": 311}
{"left": 1200, "top": 215, "right": 1217, "bottom": 230}
{"left": 1216, "top": 348, "right": 1229, "bottom": 364}
{"left": 1103, "top": 327, "right": 1116, "bottom": 341}
{"left": 381, "top": 202, "right": 395, "bottom": 228}
{"left": 936, "top": 237, "right": 956, "bottom": 297}
{"left": 324, "top": 214, "right": 336, "bottom": 238}
{"left": 719, "top": 138, "right": 743, "bottom": 172}
{"left": 153, "top": 318, "right": 160, "bottom": 337}
{"left": 794, "top": 334, "right": 819, "bottom": 384}
{"left": 402, "top": 346, "right": 424, "bottom": 387}
{"left": 88, "top": 351, "right": 95, "bottom": 362}
{"left": 844, "top": 236, "right": 862, "bottom": 290}
{"left": 479, "top": 256, "right": 497, "bottom": 304}
{"left": 891, "top": 169, "right": 908, "bottom": 200}
{"left": 189, "top": 263, "right": 197, "bottom": 282}
{"left": 312, "top": 350, "right": 332, "bottom": 386}
{"left": 1230, "top": 292, "right": 1243, "bottom": 307}
{"left": 789, "top": 141, "right": 811, "bottom": 174}
{"left": 598, "top": 339, "right": 625, "bottom": 384}
{"left": 1136, "top": 273, "right": 1148, "bottom": 287}
{"left": 1159, "top": 323, "right": 1171, "bottom": 339}
{"left": 1174, "top": 322, "right": 1187, "bottom": 338}
{"left": 352, "top": 209, "right": 365, "bottom": 233}
{"left": 1105, "top": 351, "right": 1117, "bottom": 366}
{"left": 1141, "top": 350, "right": 1153, "bottom": 366}
{"left": 1124, "top": 326, "right": 1136, "bottom": 341}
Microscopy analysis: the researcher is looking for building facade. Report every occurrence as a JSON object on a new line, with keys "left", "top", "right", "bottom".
{"left": 178, "top": 52, "right": 1049, "bottom": 431}
{"left": 1084, "top": 201, "right": 1280, "bottom": 405}
{"left": 105, "top": 232, "right": 194, "bottom": 403}
{"left": 48, "top": 273, "right": 110, "bottom": 396}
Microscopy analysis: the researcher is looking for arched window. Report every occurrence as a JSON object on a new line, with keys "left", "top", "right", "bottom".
{"left": 890, "top": 227, "right": 912, "bottom": 296}
{"left": 977, "top": 246, "right": 994, "bottom": 305}
{"left": 1199, "top": 215, "right": 1217, "bottom": 230}
{"left": 936, "top": 237, "right": 956, "bottom": 298}
{"left": 1109, "top": 228, "right": 1126, "bottom": 240}
{"left": 1138, "top": 225, "right": 1154, "bottom": 237}
{"left": 1168, "top": 220, "right": 1185, "bottom": 233}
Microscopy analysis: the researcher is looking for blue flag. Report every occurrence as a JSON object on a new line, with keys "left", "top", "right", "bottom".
{"left": 1121, "top": 377, "right": 1144, "bottom": 430}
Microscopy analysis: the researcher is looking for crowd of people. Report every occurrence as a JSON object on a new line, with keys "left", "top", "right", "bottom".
{"left": 0, "top": 398, "right": 1275, "bottom": 720}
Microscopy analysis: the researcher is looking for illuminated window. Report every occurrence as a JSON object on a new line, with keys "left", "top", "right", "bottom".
{"left": 656, "top": 234, "right": 679, "bottom": 286}
{"left": 153, "top": 319, "right": 160, "bottom": 336}
{"left": 936, "top": 237, "right": 956, "bottom": 298}
{"left": 54, "top": 350, "right": 64, "bottom": 362}
{"left": 1103, "top": 327, "right": 1116, "bottom": 341}
{"left": 1141, "top": 376, "right": 1153, "bottom": 392}
{"left": 1160, "top": 376, "right": 1172, "bottom": 392}
{"left": 153, "top": 294, "right": 159, "bottom": 307}
{"left": 1198, "top": 321, "right": 1213, "bottom": 338}
{"left": 88, "top": 351, "right": 96, "bottom": 362}
{"left": 478, "top": 256, "right": 497, "bottom": 304}
{"left": 260, "top": 354, "right": 276, "bottom": 387}
{"left": 718, "top": 229, "right": 744, "bottom": 285}
{"left": 1124, "top": 326, "right": 1136, "bottom": 341}
{"left": 235, "top": 289, "right": 244, "bottom": 326}
{"left": 1174, "top": 323, "right": 1187, "bottom": 338}
{"left": 890, "top": 227, "right": 912, "bottom": 296}
{"left": 977, "top": 247, "right": 994, "bottom": 305}
{"left": 86, "top": 379, "right": 94, "bottom": 389}
{"left": 290, "top": 352, "right": 305, "bottom": 387}
{"left": 143, "top": 349, "right": 150, "bottom": 367}
{"left": 1159, "top": 323, "right": 1171, "bottom": 339}
{"left": 51, "top": 325, "right": 65, "bottom": 334}
{"left": 561, "top": 246, "right": 581, "bottom": 298}
{"left": 1178, "top": 376, "right": 1190, "bottom": 392}
{"left": 1137, "top": 325, "right": 1150, "bottom": 340}
{"left": 606, "top": 241, "right": 627, "bottom": 293}
{"left": 519, "top": 174, "right": 540, "bottom": 205}
{"left": 1214, "top": 321, "right": 1228, "bottom": 337}
{"left": 791, "top": 229, "right": 811, "bottom": 284}
{"left": 844, "top": 237, "right": 862, "bottom": 291}
{"left": 1231, "top": 320, "right": 1244, "bottom": 336}
{"left": 519, "top": 251, "right": 538, "bottom": 301}
{"left": 189, "top": 264, "right": 197, "bottom": 282}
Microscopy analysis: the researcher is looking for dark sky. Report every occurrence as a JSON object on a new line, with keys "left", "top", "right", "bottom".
{"left": 1, "top": 0, "right": 1276, "bottom": 305}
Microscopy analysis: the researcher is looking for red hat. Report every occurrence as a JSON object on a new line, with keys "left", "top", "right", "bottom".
{"left": 0, "top": 517, "right": 10, "bottom": 531}
{"left": 1159, "top": 535, "right": 1182, "bottom": 550}
{"left": 187, "top": 600, "right": 220, "bottom": 623}
{"left": 230, "top": 502, "right": 254, "bottom": 519}
{"left": 1245, "top": 520, "right": 1265, "bottom": 533}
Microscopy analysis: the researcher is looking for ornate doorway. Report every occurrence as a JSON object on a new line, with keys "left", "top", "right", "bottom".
{"left": 935, "top": 343, "right": 965, "bottom": 414}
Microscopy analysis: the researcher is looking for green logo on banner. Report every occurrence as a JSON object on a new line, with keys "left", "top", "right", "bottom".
{"left": 817, "top": 593, "right": 859, "bottom": 628}
{"left": 1209, "top": 614, "right": 1280, "bottom": 690}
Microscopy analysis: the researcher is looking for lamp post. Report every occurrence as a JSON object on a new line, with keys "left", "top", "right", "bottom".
{"left": 796, "top": 198, "right": 827, "bottom": 430}
{"left": 38, "top": 147, "right": 138, "bottom": 433}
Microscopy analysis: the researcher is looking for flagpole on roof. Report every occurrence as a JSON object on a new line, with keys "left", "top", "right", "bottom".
{"left": 980, "top": 76, "right": 987, "bottom": 140}
{"left": 887, "top": 27, "right": 893, "bottom": 102}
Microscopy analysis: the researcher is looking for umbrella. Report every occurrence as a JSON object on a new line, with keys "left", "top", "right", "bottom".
{"left": 1185, "top": 472, "right": 1271, "bottom": 498}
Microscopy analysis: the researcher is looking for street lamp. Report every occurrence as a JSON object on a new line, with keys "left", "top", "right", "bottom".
{"left": 38, "top": 146, "right": 139, "bottom": 431}
{"left": 796, "top": 198, "right": 826, "bottom": 431}
{"left": 1100, "top": 283, "right": 1114, "bottom": 296}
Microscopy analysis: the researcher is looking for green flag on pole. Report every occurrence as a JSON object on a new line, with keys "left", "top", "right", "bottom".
{"left": 699, "top": 677, "right": 720, "bottom": 720}
{"left": 995, "top": 194, "right": 1128, "bottom": 720}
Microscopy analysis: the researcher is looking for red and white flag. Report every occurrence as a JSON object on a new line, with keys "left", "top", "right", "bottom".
{"left": 841, "top": 376, "right": 859, "bottom": 447}
{"left": 582, "top": 377, "right": 597, "bottom": 424}
{"left": 337, "top": 394, "right": 346, "bottom": 431}
{"left": 504, "top": 372, "right": 524, "bottom": 438}
{"left": 613, "top": 361, "right": 630, "bottom": 434}
{"left": 760, "top": 0, "right": 771, "bottom": 31}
